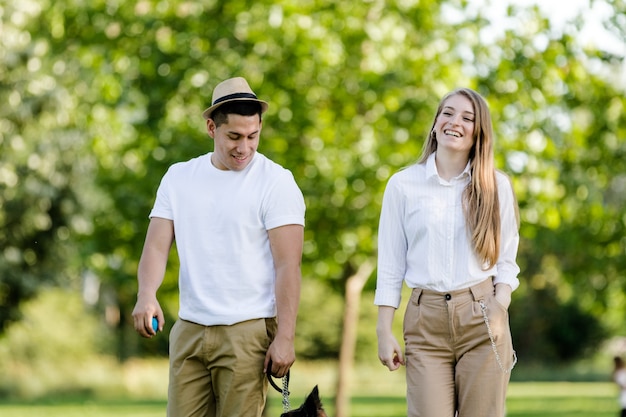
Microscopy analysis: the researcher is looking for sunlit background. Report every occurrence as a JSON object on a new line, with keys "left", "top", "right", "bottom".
{"left": 0, "top": 0, "right": 625, "bottom": 415}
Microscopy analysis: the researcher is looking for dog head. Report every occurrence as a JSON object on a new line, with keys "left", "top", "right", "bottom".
{"left": 280, "top": 385, "right": 327, "bottom": 417}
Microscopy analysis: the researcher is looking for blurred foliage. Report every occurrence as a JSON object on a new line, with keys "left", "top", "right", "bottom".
{"left": 0, "top": 0, "right": 625, "bottom": 365}
{"left": 510, "top": 284, "right": 608, "bottom": 363}
{"left": 0, "top": 289, "right": 111, "bottom": 397}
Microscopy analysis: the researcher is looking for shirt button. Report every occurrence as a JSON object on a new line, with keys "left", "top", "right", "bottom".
{"left": 445, "top": 294, "right": 452, "bottom": 300}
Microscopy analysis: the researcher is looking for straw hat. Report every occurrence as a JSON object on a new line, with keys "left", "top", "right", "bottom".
{"left": 202, "top": 77, "right": 269, "bottom": 120}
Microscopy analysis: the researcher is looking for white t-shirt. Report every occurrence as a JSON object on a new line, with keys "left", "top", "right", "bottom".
{"left": 150, "top": 152, "right": 305, "bottom": 326}
{"left": 375, "top": 152, "right": 520, "bottom": 308}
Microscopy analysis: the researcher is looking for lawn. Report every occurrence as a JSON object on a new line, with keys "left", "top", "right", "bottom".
{"left": 505, "top": 382, "right": 618, "bottom": 417}
{"left": 1, "top": 359, "right": 620, "bottom": 416}
{"left": 0, "top": 382, "right": 619, "bottom": 417}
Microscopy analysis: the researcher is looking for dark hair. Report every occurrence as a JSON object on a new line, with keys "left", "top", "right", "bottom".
{"left": 210, "top": 101, "right": 263, "bottom": 127}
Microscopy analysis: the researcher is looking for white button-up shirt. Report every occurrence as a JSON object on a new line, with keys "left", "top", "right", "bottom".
{"left": 375, "top": 153, "right": 520, "bottom": 309}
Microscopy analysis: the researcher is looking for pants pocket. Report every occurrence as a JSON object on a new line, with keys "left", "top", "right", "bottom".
{"left": 264, "top": 317, "right": 277, "bottom": 348}
{"left": 403, "top": 289, "right": 423, "bottom": 342}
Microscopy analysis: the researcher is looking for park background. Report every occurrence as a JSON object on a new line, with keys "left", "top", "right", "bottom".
{"left": 1, "top": 0, "right": 625, "bottom": 415}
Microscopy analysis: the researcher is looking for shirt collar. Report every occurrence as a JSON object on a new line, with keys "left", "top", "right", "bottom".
{"left": 425, "top": 153, "right": 439, "bottom": 180}
{"left": 426, "top": 152, "right": 472, "bottom": 182}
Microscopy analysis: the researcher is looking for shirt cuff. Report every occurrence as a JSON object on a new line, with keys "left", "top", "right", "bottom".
{"left": 493, "top": 275, "right": 519, "bottom": 292}
{"left": 374, "top": 289, "right": 402, "bottom": 309}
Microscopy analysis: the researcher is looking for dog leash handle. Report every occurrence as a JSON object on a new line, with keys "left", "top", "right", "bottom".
{"left": 281, "top": 374, "right": 290, "bottom": 412}
{"left": 267, "top": 359, "right": 290, "bottom": 412}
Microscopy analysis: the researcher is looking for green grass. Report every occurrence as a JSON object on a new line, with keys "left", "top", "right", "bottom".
{"left": 1, "top": 359, "right": 621, "bottom": 416}
{"left": 0, "top": 399, "right": 167, "bottom": 417}
{"left": 268, "top": 393, "right": 407, "bottom": 416}
{"left": 0, "top": 382, "right": 618, "bottom": 417}
{"left": 505, "top": 382, "right": 618, "bottom": 417}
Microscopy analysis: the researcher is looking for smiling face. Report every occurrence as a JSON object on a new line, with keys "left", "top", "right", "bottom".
{"left": 206, "top": 113, "right": 262, "bottom": 171}
{"left": 433, "top": 93, "right": 476, "bottom": 158}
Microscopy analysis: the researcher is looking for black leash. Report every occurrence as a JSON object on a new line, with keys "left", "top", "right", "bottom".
{"left": 267, "top": 359, "right": 290, "bottom": 411}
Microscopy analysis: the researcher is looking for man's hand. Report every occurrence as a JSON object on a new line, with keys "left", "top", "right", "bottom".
{"left": 132, "top": 295, "right": 163, "bottom": 338}
{"left": 264, "top": 334, "right": 295, "bottom": 378}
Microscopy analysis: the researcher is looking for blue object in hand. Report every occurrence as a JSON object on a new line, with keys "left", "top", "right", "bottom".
{"left": 152, "top": 317, "right": 158, "bottom": 332}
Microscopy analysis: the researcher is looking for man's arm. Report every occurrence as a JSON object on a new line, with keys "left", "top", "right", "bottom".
{"left": 132, "top": 217, "right": 174, "bottom": 338}
{"left": 265, "top": 224, "right": 304, "bottom": 378}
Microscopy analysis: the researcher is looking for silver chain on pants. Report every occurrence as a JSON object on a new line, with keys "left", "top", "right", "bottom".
{"left": 479, "top": 299, "right": 517, "bottom": 374}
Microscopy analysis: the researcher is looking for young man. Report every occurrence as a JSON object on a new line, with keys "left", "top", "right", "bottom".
{"left": 132, "top": 77, "right": 305, "bottom": 417}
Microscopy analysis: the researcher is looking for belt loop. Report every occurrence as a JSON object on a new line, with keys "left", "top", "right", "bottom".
{"left": 470, "top": 277, "right": 494, "bottom": 301}
{"left": 411, "top": 288, "right": 423, "bottom": 306}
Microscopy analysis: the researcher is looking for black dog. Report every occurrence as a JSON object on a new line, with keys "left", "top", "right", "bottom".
{"left": 280, "top": 386, "right": 327, "bottom": 417}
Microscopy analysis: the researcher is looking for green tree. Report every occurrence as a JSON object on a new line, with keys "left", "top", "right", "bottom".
{"left": 1, "top": 0, "right": 625, "bottom": 402}
{"left": 0, "top": 0, "right": 98, "bottom": 331}
{"left": 471, "top": 2, "right": 626, "bottom": 360}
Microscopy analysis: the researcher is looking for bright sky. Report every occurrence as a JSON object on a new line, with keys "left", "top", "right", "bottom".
{"left": 450, "top": 0, "right": 625, "bottom": 56}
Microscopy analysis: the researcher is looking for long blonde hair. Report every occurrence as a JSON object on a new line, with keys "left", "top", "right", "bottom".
{"left": 418, "top": 88, "right": 500, "bottom": 269}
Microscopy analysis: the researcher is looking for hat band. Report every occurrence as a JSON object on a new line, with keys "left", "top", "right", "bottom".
{"left": 212, "top": 92, "right": 258, "bottom": 106}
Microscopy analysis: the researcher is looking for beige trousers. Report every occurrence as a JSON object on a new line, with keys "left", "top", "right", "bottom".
{"left": 167, "top": 318, "right": 277, "bottom": 417}
{"left": 403, "top": 278, "right": 515, "bottom": 417}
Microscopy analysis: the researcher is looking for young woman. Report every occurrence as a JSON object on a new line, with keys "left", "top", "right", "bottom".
{"left": 375, "top": 88, "right": 520, "bottom": 417}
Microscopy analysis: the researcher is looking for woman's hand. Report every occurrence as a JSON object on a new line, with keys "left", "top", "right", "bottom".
{"left": 494, "top": 283, "right": 512, "bottom": 309}
{"left": 377, "top": 306, "right": 405, "bottom": 371}
{"left": 377, "top": 332, "right": 405, "bottom": 371}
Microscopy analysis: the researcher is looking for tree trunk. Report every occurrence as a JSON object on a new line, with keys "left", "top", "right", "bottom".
{"left": 335, "top": 260, "right": 375, "bottom": 417}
